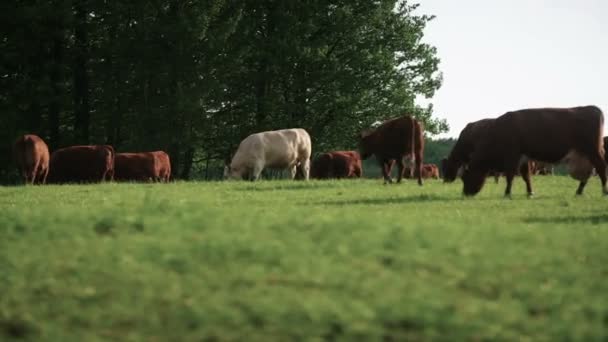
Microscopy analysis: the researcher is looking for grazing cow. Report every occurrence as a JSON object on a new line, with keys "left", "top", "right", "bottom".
{"left": 114, "top": 151, "right": 171, "bottom": 182}
{"left": 404, "top": 164, "right": 439, "bottom": 179}
{"left": 13, "top": 134, "right": 50, "bottom": 185}
{"left": 310, "top": 151, "right": 362, "bottom": 179}
{"left": 359, "top": 115, "right": 424, "bottom": 185}
{"left": 441, "top": 118, "right": 495, "bottom": 182}
{"left": 47, "top": 145, "right": 115, "bottom": 183}
{"left": 225, "top": 128, "right": 311, "bottom": 181}
{"left": 462, "top": 106, "right": 607, "bottom": 197}
{"left": 442, "top": 118, "right": 536, "bottom": 188}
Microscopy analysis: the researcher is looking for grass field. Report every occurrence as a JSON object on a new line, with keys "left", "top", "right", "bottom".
{"left": 1, "top": 176, "right": 607, "bottom": 341}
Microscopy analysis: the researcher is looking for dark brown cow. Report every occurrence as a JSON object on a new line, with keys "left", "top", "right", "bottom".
{"left": 310, "top": 151, "right": 362, "bottom": 179}
{"left": 404, "top": 164, "right": 439, "bottom": 179}
{"left": 442, "top": 118, "right": 537, "bottom": 189}
{"left": 115, "top": 151, "right": 171, "bottom": 182}
{"left": 359, "top": 115, "right": 424, "bottom": 185}
{"left": 13, "top": 134, "right": 50, "bottom": 184}
{"left": 462, "top": 106, "right": 607, "bottom": 197}
{"left": 442, "top": 119, "right": 495, "bottom": 182}
{"left": 47, "top": 145, "right": 115, "bottom": 183}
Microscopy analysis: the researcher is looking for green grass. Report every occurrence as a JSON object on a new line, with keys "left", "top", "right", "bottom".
{"left": 1, "top": 177, "right": 607, "bottom": 341}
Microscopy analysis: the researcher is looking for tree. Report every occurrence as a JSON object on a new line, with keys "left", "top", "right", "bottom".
{"left": 0, "top": 0, "right": 445, "bottom": 182}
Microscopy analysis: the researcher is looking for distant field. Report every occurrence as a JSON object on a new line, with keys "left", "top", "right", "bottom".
{"left": 1, "top": 177, "right": 607, "bottom": 341}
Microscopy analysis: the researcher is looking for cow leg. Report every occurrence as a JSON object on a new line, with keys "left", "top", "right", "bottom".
{"left": 587, "top": 153, "right": 608, "bottom": 195}
{"left": 504, "top": 171, "right": 515, "bottom": 199}
{"left": 576, "top": 180, "right": 588, "bottom": 195}
{"left": 415, "top": 162, "right": 423, "bottom": 186}
{"left": 520, "top": 161, "right": 534, "bottom": 198}
{"left": 380, "top": 159, "right": 393, "bottom": 184}
{"left": 300, "top": 158, "right": 310, "bottom": 180}
{"left": 288, "top": 164, "right": 298, "bottom": 180}
{"left": 41, "top": 167, "right": 48, "bottom": 185}
{"left": 252, "top": 164, "right": 264, "bottom": 181}
{"left": 396, "top": 158, "right": 406, "bottom": 183}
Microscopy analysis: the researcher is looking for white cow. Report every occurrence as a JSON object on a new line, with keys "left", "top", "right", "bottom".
{"left": 225, "top": 128, "right": 312, "bottom": 181}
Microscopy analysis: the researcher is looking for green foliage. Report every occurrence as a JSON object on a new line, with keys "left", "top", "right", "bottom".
{"left": 1, "top": 0, "right": 445, "bottom": 182}
{"left": 1, "top": 177, "right": 607, "bottom": 340}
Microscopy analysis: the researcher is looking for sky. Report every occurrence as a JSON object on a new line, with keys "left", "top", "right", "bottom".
{"left": 416, "top": 0, "right": 608, "bottom": 138}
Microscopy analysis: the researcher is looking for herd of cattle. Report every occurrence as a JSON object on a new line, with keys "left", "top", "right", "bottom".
{"left": 12, "top": 105, "right": 608, "bottom": 197}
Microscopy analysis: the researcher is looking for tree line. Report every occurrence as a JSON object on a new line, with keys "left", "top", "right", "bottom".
{"left": 1, "top": 0, "right": 447, "bottom": 182}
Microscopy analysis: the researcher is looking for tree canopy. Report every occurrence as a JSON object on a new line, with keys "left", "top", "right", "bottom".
{"left": 1, "top": 0, "right": 446, "bottom": 181}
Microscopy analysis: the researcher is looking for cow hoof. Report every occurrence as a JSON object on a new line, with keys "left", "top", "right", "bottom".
{"left": 527, "top": 192, "right": 535, "bottom": 198}
{"left": 504, "top": 194, "right": 513, "bottom": 200}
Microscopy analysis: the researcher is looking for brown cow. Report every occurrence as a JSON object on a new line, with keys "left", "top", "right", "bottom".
{"left": 442, "top": 118, "right": 536, "bottom": 188}
{"left": 442, "top": 119, "right": 495, "bottom": 182}
{"left": 404, "top": 164, "right": 439, "bottom": 179}
{"left": 115, "top": 151, "right": 171, "bottom": 182}
{"left": 310, "top": 151, "right": 362, "bottom": 179}
{"left": 13, "top": 134, "right": 50, "bottom": 184}
{"left": 462, "top": 106, "right": 607, "bottom": 197}
{"left": 47, "top": 145, "right": 115, "bottom": 183}
{"left": 359, "top": 115, "right": 424, "bottom": 185}
{"left": 152, "top": 151, "right": 171, "bottom": 182}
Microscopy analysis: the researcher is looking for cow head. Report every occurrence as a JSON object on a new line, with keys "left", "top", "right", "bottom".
{"left": 462, "top": 166, "right": 487, "bottom": 196}
{"left": 441, "top": 157, "right": 461, "bottom": 183}
{"left": 224, "top": 163, "right": 251, "bottom": 180}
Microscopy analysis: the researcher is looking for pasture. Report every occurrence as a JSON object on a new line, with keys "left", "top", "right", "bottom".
{"left": 1, "top": 177, "right": 607, "bottom": 341}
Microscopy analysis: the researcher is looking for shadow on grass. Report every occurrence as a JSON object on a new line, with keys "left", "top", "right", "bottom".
{"left": 311, "top": 194, "right": 455, "bottom": 206}
{"left": 523, "top": 214, "right": 608, "bottom": 225}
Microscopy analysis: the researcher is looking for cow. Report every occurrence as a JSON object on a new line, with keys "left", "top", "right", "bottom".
{"left": 462, "top": 106, "right": 607, "bottom": 197}
{"left": 47, "top": 145, "right": 115, "bottom": 183}
{"left": 442, "top": 118, "right": 534, "bottom": 187}
{"left": 13, "top": 134, "right": 50, "bottom": 185}
{"left": 152, "top": 151, "right": 172, "bottom": 182}
{"left": 404, "top": 164, "right": 439, "bottom": 179}
{"left": 114, "top": 151, "right": 171, "bottom": 182}
{"left": 441, "top": 118, "right": 495, "bottom": 182}
{"left": 359, "top": 115, "right": 424, "bottom": 185}
{"left": 310, "top": 151, "right": 362, "bottom": 179}
{"left": 225, "top": 128, "right": 311, "bottom": 181}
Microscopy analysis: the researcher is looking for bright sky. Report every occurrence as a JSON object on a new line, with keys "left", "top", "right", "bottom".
{"left": 417, "top": 0, "right": 608, "bottom": 138}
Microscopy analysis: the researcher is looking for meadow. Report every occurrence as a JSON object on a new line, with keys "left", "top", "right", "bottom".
{"left": 1, "top": 176, "right": 607, "bottom": 341}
